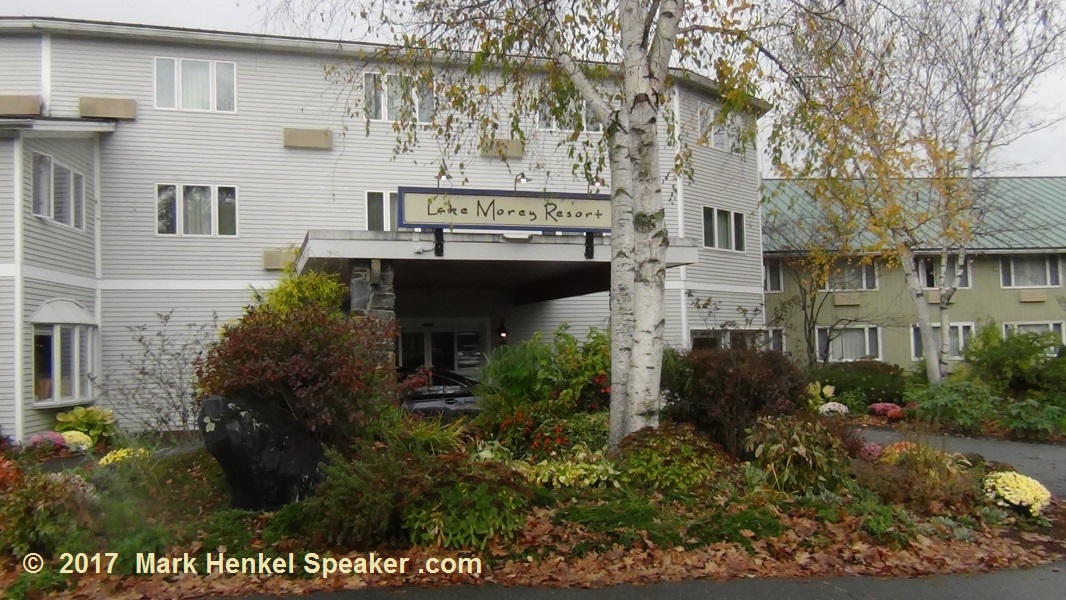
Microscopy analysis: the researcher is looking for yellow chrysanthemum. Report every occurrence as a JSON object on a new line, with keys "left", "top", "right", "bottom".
{"left": 61, "top": 431, "right": 93, "bottom": 452}
{"left": 98, "top": 447, "right": 151, "bottom": 466}
{"left": 984, "top": 471, "right": 1051, "bottom": 517}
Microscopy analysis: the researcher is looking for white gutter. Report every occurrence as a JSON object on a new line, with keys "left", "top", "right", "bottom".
{"left": 12, "top": 135, "right": 24, "bottom": 442}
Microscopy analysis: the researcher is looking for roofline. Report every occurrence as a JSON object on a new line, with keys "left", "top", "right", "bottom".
{"left": 0, "top": 16, "right": 770, "bottom": 114}
{"left": 764, "top": 248, "right": 1066, "bottom": 257}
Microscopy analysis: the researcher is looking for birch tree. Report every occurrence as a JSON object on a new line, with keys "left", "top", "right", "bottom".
{"left": 264, "top": 0, "right": 782, "bottom": 448}
{"left": 773, "top": 0, "right": 1066, "bottom": 382}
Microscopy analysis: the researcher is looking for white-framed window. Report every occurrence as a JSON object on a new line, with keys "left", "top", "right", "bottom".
{"left": 1000, "top": 255, "right": 1060, "bottom": 288}
{"left": 695, "top": 102, "right": 741, "bottom": 152}
{"left": 155, "top": 57, "right": 237, "bottom": 112}
{"left": 911, "top": 323, "right": 975, "bottom": 361}
{"left": 536, "top": 98, "right": 603, "bottom": 133}
{"left": 366, "top": 191, "right": 399, "bottom": 231}
{"left": 33, "top": 324, "right": 97, "bottom": 403}
{"left": 31, "top": 152, "right": 87, "bottom": 230}
{"left": 691, "top": 329, "right": 760, "bottom": 351}
{"left": 824, "top": 260, "right": 877, "bottom": 291}
{"left": 1004, "top": 321, "right": 1065, "bottom": 343}
{"left": 702, "top": 207, "right": 745, "bottom": 251}
{"left": 816, "top": 325, "right": 881, "bottom": 362}
{"left": 363, "top": 73, "right": 435, "bottom": 123}
{"left": 764, "top": 258, "right": 783, "bottom": 292}
{"left": 916, "top": 255, "right": 970, "bottom": 289}
{"left": 156, "top": 184, "right": 237, "bottom": 236}
{"left": 766, "top": 328, "right": 786, "bottom": 353}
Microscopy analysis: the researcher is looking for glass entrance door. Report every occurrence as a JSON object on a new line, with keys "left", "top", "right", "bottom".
{"left": 399, "top": 319, "right": 487, "bottom": 377}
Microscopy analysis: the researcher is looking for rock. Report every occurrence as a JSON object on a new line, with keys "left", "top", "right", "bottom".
{"left": 198, "top": 395, "right": 325, "bottom": 510}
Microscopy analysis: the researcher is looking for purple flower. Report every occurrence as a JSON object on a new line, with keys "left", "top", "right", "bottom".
{"left": 28, "top": 431, "right": 66, "bottom": 447}
{"left": 859, "top": 442, "right": 883, "bottom": 463}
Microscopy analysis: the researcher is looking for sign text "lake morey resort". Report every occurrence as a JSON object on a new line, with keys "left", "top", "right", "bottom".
{"left": 399, "top": 188, "right": 611, "bottom": 231}
{"left": 426, "top": 198, "right": 605, "bottom": 224}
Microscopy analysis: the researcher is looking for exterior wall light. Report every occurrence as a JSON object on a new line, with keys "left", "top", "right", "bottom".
{"left": 514, "top": 172, "right": 529, "bottom": 190}
{"left": 497, "top": 321, "right": 509, "bottom": 342}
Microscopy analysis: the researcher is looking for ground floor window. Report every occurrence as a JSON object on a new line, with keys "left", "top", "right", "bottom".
{"left": 766, "top": 328, "right": 786, "bottom": 353}
{"left": 34, "top": 324, "right": 96, "bottom": 403}
{"left": 816, "top": 325, "right": 880, "bottom": 362}
{"left": 912, "top": 323, "right": 975, "bottom": 360}
{"left": 691, "top": 329, "right": 761, "bottom": 351}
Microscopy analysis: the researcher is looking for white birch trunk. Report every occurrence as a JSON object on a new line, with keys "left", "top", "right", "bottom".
{"left": 899, "top": 244, "right": 942, "bottom": 382}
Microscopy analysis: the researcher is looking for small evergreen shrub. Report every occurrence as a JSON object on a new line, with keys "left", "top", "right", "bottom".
{"left": 965, "top": 323, "right": 1064, "bottom": 398}
{"left": 404, "top": 454, "right": 533, "bottom": 550}
{"left": 807, "top": 361, "right": 906, "bottom": 405}
{"left": 617, "top": 423, "right": 726, "bottom": 495}
{"left": 661, "top": 347, "right": 803, "bottom": 457}
{"left": 745, "top": 416, "right": 850, "bottom": 494}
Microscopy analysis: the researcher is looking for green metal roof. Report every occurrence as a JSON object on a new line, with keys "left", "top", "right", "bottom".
{"left": 762, "top": 177, "right": 1066, "bottom": 254}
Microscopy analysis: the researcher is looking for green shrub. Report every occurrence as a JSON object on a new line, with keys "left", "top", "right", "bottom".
{"left": 516, "top": 445, "right": 620, "bottom": 489}
{"left": 0, "top": 471, "right": 95, "bottom": 558}
{"left": 1002, "top": 398, "right": 1066, "bottom": 438}
{"left": 294, "top": 447, "right": 411, "bottom": 550}
{"left": 908, "top": 381, "right": 1004, "bottom": 434}
{"left": 662, "top": 347, "right": 803, "bottom": 457}
{"left": 854, "top": 443, "right": 981, "bottom": 514}
{"left": 806, "top": 361, "right": 906, "bottom": 405}
{"left": 404, "top": 453, "right": 533, "bottom": 550}
{"left": 382, "top": 408, "right": 469, "bottom": 457}
{"left": 54, "top": 406, "right": 118, "bottom": 446}
{"left": 556, "top": 490, "right": 686, "bottom": 550}
{"left": 965, "top": 322, "right": 1063, "bottom": 397}
{"left": 254, "top": 264, "right": 346, "bottom": 316}
{"left": 617, "top": 423, "right": 726, "bottom": 495}
{"left": 687, "top": 506, "right": 784, "bottom": 550}
{"left": 847, "top": 492, "right": 916, "bottom": 546}
{"left": 4, "top": 569, "right": 70, "bottom": 600}
{"left": 745, "top": 416, "right": 850, "bottom": 495}
{"left": 196, "top": 303, "right": 400, "bottom": 445}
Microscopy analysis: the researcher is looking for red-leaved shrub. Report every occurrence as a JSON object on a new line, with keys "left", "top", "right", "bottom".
{"left": 196, "top": 303, "right": 400, "bottom": 445}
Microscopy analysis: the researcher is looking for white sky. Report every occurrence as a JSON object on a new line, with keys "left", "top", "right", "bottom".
{"left": 2, "top": 0, "right": 1064, "bottom": 177}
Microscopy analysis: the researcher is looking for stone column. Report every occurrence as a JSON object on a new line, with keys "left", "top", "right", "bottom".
{"left": 349, "top": 258, "right": 395, "bottom": 323}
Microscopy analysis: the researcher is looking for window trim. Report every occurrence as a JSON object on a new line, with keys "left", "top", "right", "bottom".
{"left": 702, "top": 206, "right": 746, "bottom": 252}
{"left": 365, "top": 190, "right": 400, "bottom": 232}
{"left": 536, "top": 97, "right": 604, "bottom": 133}
{"left": 31, "top": 152, "right": 88, "bottom": 231}
{"left": 32, "top": 323, "right": 98, "bottom": 407}
{"left": 1003, "top": 321, "right": 1066, "bottom": 344}
{"left": 154, "top": 56, "right": 237, "bottom": 113}
{"left": 155, "top": 183, "right": 239, "bottom": 238}
{"left": 363, "top": 72, "right": 435, "bottom": 124}
{"left": 910, "top": 322, "right": 975, "bottom": 361}
{"left": 695, "top": 102, "right": 737, "bottom": 153}
{"left": 916, "top": 255, "right": 971, "bottom": 290}
{"left": 816, "top": 325, "right": 882, "bottom": 363}
{"left": 999, "top": 255, "right": 1061, "bottom": 289}
{"left": 764, "top": 258, "right": 784, "bottom": 293}
{"left": 765, "top": 327, "right": 786, "bottom": 353}
{"left": 822, "top": 260, "right": 878, "bottom": 292}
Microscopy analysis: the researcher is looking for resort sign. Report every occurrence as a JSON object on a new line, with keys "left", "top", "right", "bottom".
{"left": 398, "top": 187, "right": 611, "bottom": 233}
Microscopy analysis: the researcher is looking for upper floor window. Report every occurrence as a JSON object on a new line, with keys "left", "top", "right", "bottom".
{"left": 696, "top": 103, "right": 739, "bottom": 152}
{"left": 764, "top": 258, "right": 783, "bottom": 292}
{"left": 702, "top": 207, "right": 745, "bottom": 251}
{"left": 916, "top": 255, "right": 970, "bottom": 289}
{"left": 156, "top": 58, "right": 237, "bottom": 112}
{"left": 1000, "top": 255, "right": 1060, "bottom": 288}
{"left": 367, "top": 191, "right": 399, "bottom": 231}
{"left": 537, "top": 98, "right": 603, "bottom": 132}
{"left": 824, "top": 260, "right": 877, "bottom": 291}
{"left": 911, "top": 323, "right": 974, "bottom": 360}
{"left": 32, "top": 152, "right": 86, "bottom": 230}
{"left": 364, "top": 73, "right": 434, "bottom": 123}
{"left": 157, "top": 184, "right": 237, "bottom": 236}
{"left": 817, "top": 325, "right": 881, "bottom": 362}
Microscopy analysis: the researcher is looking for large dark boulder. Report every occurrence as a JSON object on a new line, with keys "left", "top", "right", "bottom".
{"left": 198, "top": 395, "right": 325, "bottom": 510}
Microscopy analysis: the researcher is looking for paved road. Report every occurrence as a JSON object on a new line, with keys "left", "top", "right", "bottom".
{"left": 861, "top": 427, "right": 1066, "bottom": 496}
{"left": 220, "top": 430, "right": 1066, "bottom": 600}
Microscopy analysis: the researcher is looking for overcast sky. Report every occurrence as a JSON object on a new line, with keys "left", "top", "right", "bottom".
{"left": 3, "top": 0, "right": 1065, "bottom": 177}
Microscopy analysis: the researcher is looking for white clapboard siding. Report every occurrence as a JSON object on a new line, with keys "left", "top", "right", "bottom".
{"left": 0, "top": 34, "right": 40, "bottom": 93}
{"left": 0, "top": 279, "right": 15, "bottom": 439}
{"left": 22, "top": 138, "right": 97, "bottom": 278}
{"left": 0, "top": 139, "right": 13, "bottom": 262}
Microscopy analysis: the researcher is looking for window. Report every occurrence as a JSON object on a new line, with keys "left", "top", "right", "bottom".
{"left": 702, "top": 207, "right": 745, "bottom": 251}
{"left": 537, "top": 98, "right": 603, "bottom": 132}
{"left": 912, "top": 323, "right": 974, "bottom": 360}
{"left": 1004, "top": 322, "right": 1065, "bottom": 342}
{"left": 156, "top": 184, "right": 238, "bottom": 236}
{"left": 691, "top": 329, "right": 760, "bottom": 350}
{"left": 1000, "top": 255, "right": 1060, "bottom": 288}
{"left": 155, "top": 57, "right": 237, "bottom": 112}
{"left": 367, "top": 191, "right": 399, "bottom": 231}
{"left": 916, "top": 255, "right": 970, "bottom": 289}
{"left": 824, "top": 261, "right": 877, "bottom": 291}
{"left": 764, "top": 258, "right": 783, "bottom": 292}
{"left": 696, "top": 103, "right": 735, "bottom": 151}
{"left": 816, "top": 326, "right": 881, "bottom": 362}
{"left": 766, "top": 328, "right": 786, "bottom": 353}
{"left": 31, "top": 152, "right": 86, "bottom": 230}
{"left": 363, "top": 73, "right": 434, "bottom": 123}
{"left": 33, "top": 324, "right": 96, "bottom": 403}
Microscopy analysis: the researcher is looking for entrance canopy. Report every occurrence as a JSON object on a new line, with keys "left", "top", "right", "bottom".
{"left": 296, "top": 230, "right": 699, "bottom": 305}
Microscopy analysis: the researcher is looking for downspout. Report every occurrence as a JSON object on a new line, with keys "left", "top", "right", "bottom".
{"left": 672, "top": 92, "right": 690, "bottom": 348}
{"left": 13, "top": 135, "right": 24, "bottom": 441}
{"left": 93, "top": 135, "right": 102, "bottom": 396}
